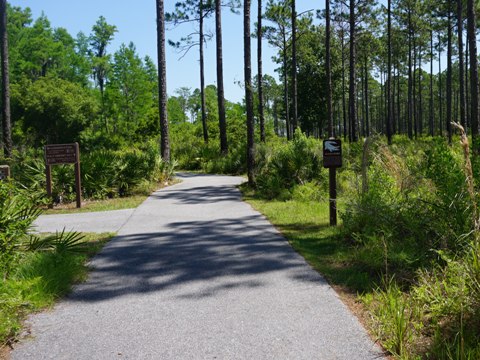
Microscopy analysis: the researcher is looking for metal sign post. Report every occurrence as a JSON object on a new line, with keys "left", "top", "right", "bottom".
{"left": 323, "top": 139, "right": 342, "bottom": 226}
{"left": 44, "top": 143, "right": 82, "bottom": 208}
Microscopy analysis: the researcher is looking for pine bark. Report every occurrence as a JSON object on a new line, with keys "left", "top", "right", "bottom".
{"left": 156, "top": 0, "right": 170, "bottom": 161}
{"left": 257, "top": 0, "right": 265, "bottom": 142}
{"left": 215, "top": 0, "right": 228, "bottom": 154}
{"left": 326, "top": 0, "right": 333, "bottom": 138}
{"left": 244, "top": 0, "right": 255, "bottom": 185}
{"left": 291, "top": 0, "right": 298, "bottom": 133}
{"left": 0, "top": 0, "right": 11, "bottom": 157}
{"left": 467, "top": 0, "right": 478, "bottom": 142}
{"left": 447, "top": 9, "right": 453, "bottom": 143}
{"left": 457, "top": 0, "right": 466, "bottom": 130}
{"left": 200, "top": 0, "right": 209, "bottom": 143}
{"left": 349, "top": 0, "right": 357, "bottom": 141}
{"left": 386, "top": 0, "right": 392, "bottom": 144}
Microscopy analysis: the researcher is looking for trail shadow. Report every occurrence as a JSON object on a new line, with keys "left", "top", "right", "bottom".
{"left": 68, "top": 215, "right": 326, "bottom": 303}
{"left": 151, "top": 185, "right": 241, "bottom": 205}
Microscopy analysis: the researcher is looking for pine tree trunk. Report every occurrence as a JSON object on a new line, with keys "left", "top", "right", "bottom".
{"left": 341, "top": 30, "right": 347, "bottom": 141}
{"left": 413, "top": 38, "right": 417, "bottom": 138}
{"left": 438, "top": 35, "right": 443, "bottom": 135}
{"left": 349, "top": 0, "right": 357, "bottom": 141}
{"left": 467, "top": 0, "right": 478, "bottom": 143}
{"left": 257, "top": 0, "right": 265, "bottom": 142}
{"left": 447, "top": 9, "right": 453, "bottom": 144}
{"left": 156, "top": 0, "right": 170, "bottom": 161}
{"left": 386, "top": 0, "right": 392, "bottom": 144}
{"left": 430, "top": 24, "right": 434, "bottom": 136}
{"left": 364, "top": 55, "right": 370, "bottom": 137}
{"left": 199, "top": 0, "right": 208, "bottom": 143}
{"left": 0, "top": 0, "right": 11, "bottom": 157}
{"left": 458, "top": 0, "right": 466, "bottom": 130}
{"left": 326, "top": 0, "right": 333, "bottom": 138}
{"left": 407, "top": 9, "right": 413, "bottom": 139}
{"left": 282, "top": 29, "right": 290, "bottom": 140}
{"left": 466, "top": 35, "right": 470, "bottom": 128}
{"left": 418, "top": 46, "right": 423, "bottom": 135}
{"left": 291, "top": 0, "right": 298, "bottom": 133}
{"left": 215, "top": 0, "right": 228, "bottom": 154}
{"left": 244, "top": 0, "right": 255, "bottom": 185}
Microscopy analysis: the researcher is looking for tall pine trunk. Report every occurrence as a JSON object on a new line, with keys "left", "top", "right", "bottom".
{"left": 429, "top": 24, "right": 434, "bottom": 137}
{"left": 458, "top": 0, "right": 466, "bottom": 130}
{"left": 215, "top": 0, "right": 228, "bottom": 154}
{"left": 199, "top": 0, "right": 208, "bottom": 143}
{"left": 326, "top": 0, "right": 332, "bottom": 137}
{"left": 244, "top": 0, "right": 254, "bottom": 185}
{"left": 0, "top": 0, "right": 11, "bottom": 157}
{"left": 447, "top": 9, "right": 453, "bottom": 144}
{"left": 282, "top": 30, "right": 290, "bottom": 140}
{"left": 438, "top": 35, "right": 443, "bottom": 135}
{"left": 349, "top": 0, "right": 357, "bottom": 141}
{"left": 418, "top": 46, "right": 423, "bottom": 135}
{"left": 467, "top": 0, "right": 479, "bottom": 144}
{"left": 257, "top": 0, "right": 265, "bottom": 142}
{"left": 156, "top": 0, "right": 170, "bottom": 161}
{"left": 407, "top": 9, "right": 413, "bottom": 139}
{"left": 341, "top": 29, "right": 347, "bottom": 141}
{"left": 291, "top": 0, "right": 298, "bottom": 133}
{"left": 386, "top": 0, "right": 392, "bottom": 144}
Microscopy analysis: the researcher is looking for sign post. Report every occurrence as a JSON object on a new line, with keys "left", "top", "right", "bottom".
{"left": 44, "top": 143, "right": 81, "bottom": 208}
{"left": 323, "top": 139, "right": 342, "bottom": 226}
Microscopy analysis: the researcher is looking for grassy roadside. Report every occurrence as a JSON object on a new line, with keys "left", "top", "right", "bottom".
{"left": 242, "top": 186, "right": 378, "bottom": 293}
{"left": 42, "top": 179, "right": 180, "bottom": 214}
{"left": 0, "top": 232, "right": 115, "bottom": 353}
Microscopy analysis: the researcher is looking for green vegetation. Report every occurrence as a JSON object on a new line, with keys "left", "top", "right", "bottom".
{"left": 0, "top": 177, "right": 114, "bottom": 346}
{"left": 0, "top": 232, "right": 113, "bottom": 346}
{"left": 242, "top": 133, "right": 480, "bottom": 359}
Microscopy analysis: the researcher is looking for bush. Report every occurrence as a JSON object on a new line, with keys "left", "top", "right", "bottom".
{"left": 255, "top": 130, "right": 325, "bottom": 199}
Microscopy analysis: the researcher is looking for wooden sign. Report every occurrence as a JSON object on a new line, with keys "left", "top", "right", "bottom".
{"left": 323, "top": 139, "right": 342, "bottom": 168}
{"left": 44, "top": 143, "right": 82, "bottom": 208}
{"left": 0, "top": 165, "right": 10, "bottom": 180}
{"left": 45, "top": 143, "right": 78, "bottom": 165}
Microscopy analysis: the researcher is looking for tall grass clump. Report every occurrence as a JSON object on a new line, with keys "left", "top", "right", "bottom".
{"left": 354, "top": 130, "right": 480, "bottom": 359}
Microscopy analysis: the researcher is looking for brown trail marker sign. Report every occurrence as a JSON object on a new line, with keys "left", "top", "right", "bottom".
{"left": 44, "top": 143, "right": 82, "bottom": 208}
{"left": 323, "top": 139, "right": 342, "bottom": 226}
{"left": 0, "top": 165, "right": 10, "bottom": 180}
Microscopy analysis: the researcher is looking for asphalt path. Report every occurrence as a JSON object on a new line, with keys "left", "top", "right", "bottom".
{"left": 13, "top": 173, "right": 384, "bottom": 360}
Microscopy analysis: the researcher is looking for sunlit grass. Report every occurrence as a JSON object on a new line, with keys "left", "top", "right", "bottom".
{"left": 0, "top": 233, "right": 114, "bottom": 346}
{"left": 43, "top": 179, "right": 181, "bottom": 214}
{"left": 242, "top": 187, "right": 377, "bottom": 293}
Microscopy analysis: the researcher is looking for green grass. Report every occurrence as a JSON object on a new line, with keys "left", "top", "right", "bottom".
{"left": 43, "top": 195, "right": 148, "bottom": 214}
{"left": 0, "top": 233, "right": 114, "bottom": 346}
{"left": 42, "top": 178, "right": 181, "bottom": 214}
{"left": 242, "top": 187, "right": 378, "bottom": 293}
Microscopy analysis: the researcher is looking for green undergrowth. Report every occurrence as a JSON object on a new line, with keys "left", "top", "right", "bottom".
{"left": 0, "top": 232, "right": 114, "bottom": 347}
{"left": 242, "top": 134, "right": 480, "bottom": 359}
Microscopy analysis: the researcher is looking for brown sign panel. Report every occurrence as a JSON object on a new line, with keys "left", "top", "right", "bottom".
{"left": 45, "top": 143, "right": 79, "bottom": 165}
{"left": 0, "top": 165, "right": 10, "bottom": 180}
{"left": 323, "top": 139, "right": 342, "bottom": 168}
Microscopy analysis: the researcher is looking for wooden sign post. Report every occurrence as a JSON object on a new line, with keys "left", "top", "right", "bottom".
{"left": 323, "top": 139, "right": 342, "bottom": 226}
{"left": 44, "top": 143, "right": 82, "bottom": 208}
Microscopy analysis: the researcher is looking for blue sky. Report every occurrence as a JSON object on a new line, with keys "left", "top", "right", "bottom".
{"left": 8, "top": 0, "right": 320, "bottom": 103}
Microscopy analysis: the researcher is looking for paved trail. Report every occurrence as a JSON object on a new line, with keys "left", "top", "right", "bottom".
{"left": 13, "top": 173, "right": 384, "bottom": 360}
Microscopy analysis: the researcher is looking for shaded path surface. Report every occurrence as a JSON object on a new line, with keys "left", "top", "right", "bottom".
{"left": 13, "top": 173, "right": 384, "bottom": 360}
